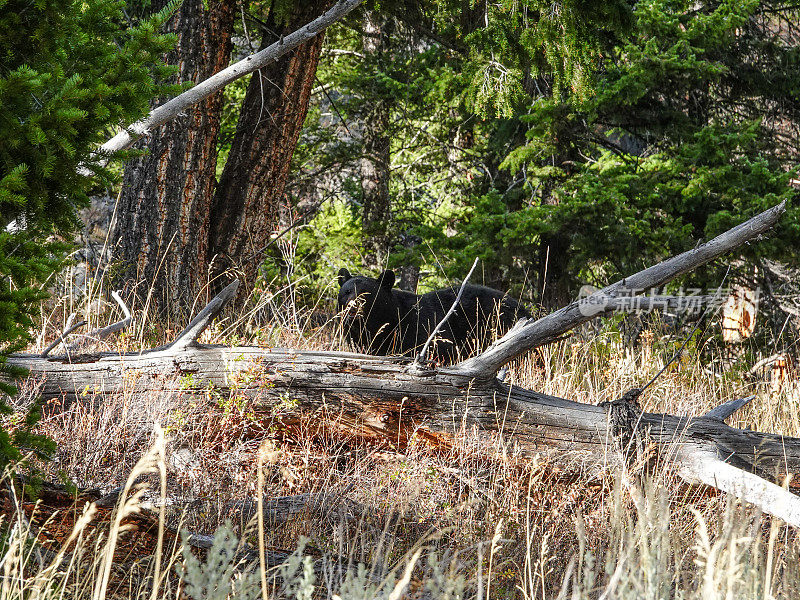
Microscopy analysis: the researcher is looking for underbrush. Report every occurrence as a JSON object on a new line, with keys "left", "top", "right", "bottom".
{"left": 1, "top": 428, "right": 799, "bottom": 599}
{"left": 4, "top": 279, "right": 800, "bottom": 598}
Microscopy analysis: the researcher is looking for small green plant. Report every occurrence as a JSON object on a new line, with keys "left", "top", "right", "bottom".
{"left": 180, "top": 522, "right": 261, "bottom": 600}
{"left": 277, "top": 538, "right": 317, "bottom": 600}
{"left": 179, "top": 374, "right": 198, "bottom": 391}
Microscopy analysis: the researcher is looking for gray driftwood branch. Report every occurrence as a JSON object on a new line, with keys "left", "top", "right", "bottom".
{"left": 449, "top": 201, "right": 786, "bottom": 378}
{"left": 11, "top": 342, "right": 800, "bottom": 526}
{"left": 91, "top": 0, "right": 363, "bottom": 162}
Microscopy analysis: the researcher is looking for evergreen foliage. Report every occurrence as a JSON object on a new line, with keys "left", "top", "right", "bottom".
{"left": 481, "top": 0, "right": 800, "bottom": 292}
{"left": 289, "top": 0, "right": 634, "bottom": 292}
{"left": 290, "top": 0, "right": 798, "bottom": 303}
{"left": 0, "top": 0, "right": 178, "bottom": 468}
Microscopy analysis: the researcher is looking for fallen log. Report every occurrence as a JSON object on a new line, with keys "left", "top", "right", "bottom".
{"left": 9, "top": 202, "right": 800, "bottom": 526}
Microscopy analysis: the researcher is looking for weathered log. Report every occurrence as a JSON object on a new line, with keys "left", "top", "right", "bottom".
{"left": 11, "top": 344, "right": 800, "bottom": 518}
{"left": 9, "top": 203, "right": 800, "bottom": 526}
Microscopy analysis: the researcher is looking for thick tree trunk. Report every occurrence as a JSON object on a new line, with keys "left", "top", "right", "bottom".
{"left": 112, "top": 0, "right": 234, "bottom": 321}
{"left": 206, "top": 3, "right": 331, "bottom": 293}
{"left": 360, "top": 11, "right": 393, "bottom": 271}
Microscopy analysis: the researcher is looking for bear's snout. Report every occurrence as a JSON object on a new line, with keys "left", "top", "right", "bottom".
{"left": 338, "top": 288, "right": 368, "bottom": 318}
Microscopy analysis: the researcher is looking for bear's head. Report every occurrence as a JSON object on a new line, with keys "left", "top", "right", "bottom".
{"left": 337, "top": 268, "right": 396, "bottom": 319}
{"left": 337, "top": 268, "right": 400, "bottom": 353}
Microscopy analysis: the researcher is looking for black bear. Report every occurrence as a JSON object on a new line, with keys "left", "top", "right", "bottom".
{"left": 337, "top": 268, "right": 529, "bottom": 361}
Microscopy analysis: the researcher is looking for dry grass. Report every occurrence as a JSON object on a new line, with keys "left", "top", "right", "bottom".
{"left": 4, "top": 273, "right": 800, "bottom": 598}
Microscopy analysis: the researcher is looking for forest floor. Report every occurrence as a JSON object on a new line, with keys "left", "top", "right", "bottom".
{"left": 4, "top": 293, "right": 800, "bottom": 599}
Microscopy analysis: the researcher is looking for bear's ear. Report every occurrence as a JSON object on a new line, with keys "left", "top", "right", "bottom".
{"left": 338, "top": 268, "right": 352, "bottom": 287}
{"left": 377, "top": 270, "right": 395, "bottom": 290}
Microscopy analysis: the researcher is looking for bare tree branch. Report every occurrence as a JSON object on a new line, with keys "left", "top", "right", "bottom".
{"left": 410, "top": 257, "right": 479, "bottom": 372}
{"left": 92, "top": 291, "right": 132, "bottom": 341}
{"left": 89, "top": 0, "right": 363, "bottom": 166}
{"left": 450, "top": 202, "right": 786, "bottom": 378}
{"left": 41, "top": 315, "right": 87, "bottom": 358}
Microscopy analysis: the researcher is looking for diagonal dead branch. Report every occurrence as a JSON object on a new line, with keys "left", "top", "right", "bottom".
{"left": 89, "top": 0, "right": 364, "bottom": 166}
{"left": 677, "top": 447, "right": 800, "bottom": 526}
{"left": 409, "top": 257, "right": 479, "bottom": 372}
{"left": 41, "top": 315, "right": 87, "bottom": 358}
{"left": 167, "top": 279, "right": 240, "bottom": 351}
{"left": 450, "top": 202, "right": 786, "bottom": 378}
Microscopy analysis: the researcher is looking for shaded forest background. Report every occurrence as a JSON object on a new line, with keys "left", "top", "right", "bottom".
{"left": 113, "top": 0, "right": 800, "bottom": 320}
{"left": 3, "top": 2, "right": 800, "bottom": 595}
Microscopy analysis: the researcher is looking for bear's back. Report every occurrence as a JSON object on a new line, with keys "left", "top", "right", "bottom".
{"left": 337, "top": 268, "right": 527, "bottom": 360}
{"left": 413, "top": 284, "right": 528, "bottom": 360}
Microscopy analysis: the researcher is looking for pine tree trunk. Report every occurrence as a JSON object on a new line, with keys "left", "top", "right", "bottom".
{"left": 360, "top": 11, "right": 393, "bottom": 271}
{"left": 206, "top": 3, "right": 330, "bottom": 294}
{"left": 112, "top": 0, "right": 234, "bottom": 322}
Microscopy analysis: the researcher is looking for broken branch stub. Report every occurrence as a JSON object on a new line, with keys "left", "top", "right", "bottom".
{"left": 703, "top": 395, "right": 754, "bottom": 422}
{"left": 93, "top": 291, "right": 132, "bottom": 341}
{"left": 451, "top": 202, "right": 786, "bottom": 378}
{"left": 41, "top": 315, "right": 86, "bottom": 358}
{"left": 168, "top": 279, "right": 239, "bottom": 350}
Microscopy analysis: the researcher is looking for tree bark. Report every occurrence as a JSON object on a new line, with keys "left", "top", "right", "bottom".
{"left": 360, "top": 11, "right": 393, "bottom": 271}
{"left": 95, "top": 0, "right": 364, "bottom": 159}
{"left": 112, "top": 0, "right": 234, "bottom": 320}
{"left": 206, "top": 2, "right": 332, "bottom": 293}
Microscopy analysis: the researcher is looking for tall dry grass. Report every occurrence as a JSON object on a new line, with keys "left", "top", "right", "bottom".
{"left": 7, "top": 253, "right": 800, "bottom": 598}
